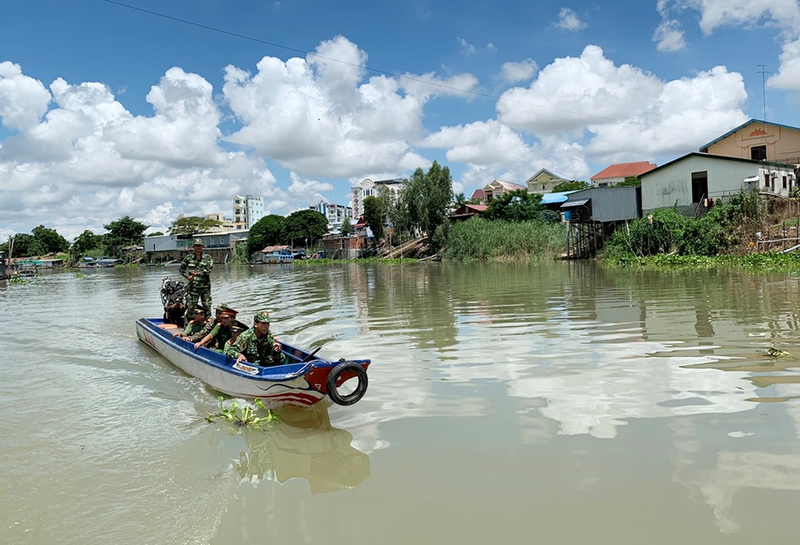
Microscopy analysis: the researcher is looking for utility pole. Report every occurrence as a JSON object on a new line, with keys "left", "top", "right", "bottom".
{"left": 756, "top": 64, "right": 771, "bottom": 121}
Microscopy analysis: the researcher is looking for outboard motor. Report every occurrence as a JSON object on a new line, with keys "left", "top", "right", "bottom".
{"left": 160, "top": 277, "right": 186, "bottom": 327}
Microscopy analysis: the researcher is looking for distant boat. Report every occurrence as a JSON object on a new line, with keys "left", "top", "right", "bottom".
{"left": 258, "top": 245, "right": 294, "bottom": 264}
{"left": 95, "top": 257, "right": 124, "bottom": 268}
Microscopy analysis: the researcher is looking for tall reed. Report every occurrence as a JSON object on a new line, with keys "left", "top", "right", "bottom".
{"left": 443, "top": 218, "right": 565, "bottom": 261}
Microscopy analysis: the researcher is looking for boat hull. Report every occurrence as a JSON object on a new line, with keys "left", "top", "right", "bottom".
{"left": 135, "top": 318, "right": 370, "bottom": 407}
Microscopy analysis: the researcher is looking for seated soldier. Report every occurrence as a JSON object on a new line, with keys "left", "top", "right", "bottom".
{"left": 225, "top": 311, "right": 286, "bottom": 367}
{"left": 174, "top": 306, "right": 210, "bottom": 339}
{"left": 194, "top": 308, "right": 237, "bottom": 352}
{"left": 187, "top": 302, "right": 231, "bottom": 343}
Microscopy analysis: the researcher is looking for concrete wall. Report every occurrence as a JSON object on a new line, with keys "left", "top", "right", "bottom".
{"left": 641, "top": 154, "right": 796, "bottom": 211}
{"left": 706, "top": 122, "right": 800, "bottom": 164}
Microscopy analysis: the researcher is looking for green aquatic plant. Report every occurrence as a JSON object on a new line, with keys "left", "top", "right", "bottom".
{"left": 206, "top": 396, "right": 279, "bottom": 430}
{"left": 766, "top": 347, "right": 791, "bottom": 358}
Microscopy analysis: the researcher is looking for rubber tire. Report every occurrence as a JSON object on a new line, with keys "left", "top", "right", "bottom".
{"left": 326, "top": 361, "right": 368, "bottom": 406}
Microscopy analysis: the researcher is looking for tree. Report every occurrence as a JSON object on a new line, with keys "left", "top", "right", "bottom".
{"left": 363, "top": 196, "right": 386, "bottom": 240}
{"left": 72, "top": 230, "right": 100, "bottom": 256}
{"left": 103, "top": 216, "right": 149, "bottom": 255}
{"left": 420, "top": 161, "right": 454, "bottom": 240}
{"left": 483, "top": 189, "right": 547, "bottom": 222}
{"left": 148, "top": 231, "right": 164, "bottom": 237}
{"left": 282, "top": 210, "right": 328, "bottom": 248}
{"left": 8, "top": 233, "right": 36, "bottom": 257}
{"left": 552, "top": 180, "right": 591, "bottom": 192}
{"left": 30, "top": 225, "right": 69, "bottom": 255}
{"left": 168, "top": 216, "right": 222, "bottom": 236}
{"left": 247, "top": 214, "right": 287, "bottom": 255}
{"left": 398, "top": 161, "right": 454, "bottom": 243}
{"left": 341, "top": 217, "right": 354, "bottom": 237}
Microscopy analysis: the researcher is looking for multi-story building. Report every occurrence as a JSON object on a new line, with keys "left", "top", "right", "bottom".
{"left": 351, "top": 178, "right": 404, "bottom": 218}
{"left": 314, "top": 201, "right": 354, "bottom": 234}
{"left": 233, "top": 195, "right": 265, "bottom": 230}
{"left": 205, "top": 213, "right": 236, "bottom": 231}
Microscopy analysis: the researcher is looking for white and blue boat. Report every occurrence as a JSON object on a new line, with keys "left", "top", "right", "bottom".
{"left": 135, "top": 318, "right": 370, "bottom": 407}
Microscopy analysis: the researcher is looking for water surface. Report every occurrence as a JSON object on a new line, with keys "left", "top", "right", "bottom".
{"left": 2, "top": 261, "right": 800, "bottom": 544}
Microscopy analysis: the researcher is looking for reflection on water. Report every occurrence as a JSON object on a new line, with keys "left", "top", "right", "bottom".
{"left": 210, "top": 406, "right": 370, "bottom": 494}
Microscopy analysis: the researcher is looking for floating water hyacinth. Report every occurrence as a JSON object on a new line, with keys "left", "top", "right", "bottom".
{"left": 766, "top": 347, "right": 791, "bottom": 358}
{"left": 206, "top": 396, "right": 280, "bottom": 430}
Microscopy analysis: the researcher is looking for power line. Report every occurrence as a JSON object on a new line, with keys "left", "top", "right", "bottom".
{"left": 103, "top": 0, "right": 724, "bottom": 135}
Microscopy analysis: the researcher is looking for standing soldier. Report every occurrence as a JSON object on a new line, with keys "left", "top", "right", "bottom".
{"left": 180, "top": 238, "right": 213, "bottom": 321}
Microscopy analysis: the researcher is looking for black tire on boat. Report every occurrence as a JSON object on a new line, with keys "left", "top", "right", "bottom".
{"left": 326, "top": 361, "right": 368, "bottom": 406}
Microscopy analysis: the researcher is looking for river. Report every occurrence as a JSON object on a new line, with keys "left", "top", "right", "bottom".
{"left": 2, "top": 261, "right": 800, "bottom": 544}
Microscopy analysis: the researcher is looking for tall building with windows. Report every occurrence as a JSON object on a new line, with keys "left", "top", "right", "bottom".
{"left": 233, "top": 195, "right": 265, "bottom": 230}
{"left": 314, "top": 201, "right": 354, "bottom": 234}
{"left": 350, "top": 178, "right": 404, "bottom": 218}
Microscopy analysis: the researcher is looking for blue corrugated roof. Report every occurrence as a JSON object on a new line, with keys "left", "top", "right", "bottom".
{"left": 540, "top": 190, "right": 577, "bottom": 204}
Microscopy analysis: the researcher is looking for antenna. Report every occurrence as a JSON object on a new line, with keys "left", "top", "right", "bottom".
{"left": 756, "top": 64, "right": 772, "bottom": 121}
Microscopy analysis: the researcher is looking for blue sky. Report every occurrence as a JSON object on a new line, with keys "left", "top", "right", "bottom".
{"left": 2, "top": 0, "right": 800, "bottom": 240}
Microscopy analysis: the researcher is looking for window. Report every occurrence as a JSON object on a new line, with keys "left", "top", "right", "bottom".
{"left": 751, "top": 145, "right": 767, "bottom": 161}
{"left": 783, "top": 176, "right": 788, "bottom": 189}
{"left": 764, "top": 174, "right": 770, "bottom": 188}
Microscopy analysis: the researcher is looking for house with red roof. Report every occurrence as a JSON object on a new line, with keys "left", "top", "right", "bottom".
{"left": 591, "top": 161, "right": 657, "bottom": 187}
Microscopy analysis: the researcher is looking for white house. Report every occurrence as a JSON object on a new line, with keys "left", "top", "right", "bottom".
{"left": 314, "top": 200, "right": 354, "bottom": 234}
{"left": 640, "top": 152, "right": 796, "bottom": 213}
{"left": 351, "top": 178, "right": 404, "bottom": 217}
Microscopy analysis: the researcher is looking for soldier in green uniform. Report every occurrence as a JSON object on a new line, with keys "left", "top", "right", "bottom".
{"left": 226, "top": 311, "right": 285, "bottom": 367}
{"left": 188, "top": 302, "right": 230, "bottom": 342}
{"left": 180, "top": 238, "right": 213, "bottom": 321}
{"left": 174, "top": 306, "right": 210, "bottom": 339}
{"left": 194, "top": 309, "right": 237, "bottom": 352}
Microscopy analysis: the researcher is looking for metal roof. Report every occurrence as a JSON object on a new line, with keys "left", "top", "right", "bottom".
{"left": 561, "top": 199, "right": 590, "bottom": 208}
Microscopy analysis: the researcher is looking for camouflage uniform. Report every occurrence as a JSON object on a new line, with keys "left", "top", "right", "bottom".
{"left": 205, "top": 323, "right": 234, "bottom": 352}
{"left": 183, "top": 318, "right": 210, "bottom": 338}
{"left": 180, "top": 241, "right": 213, "bottom": 320}
{"left": 188, "top": 303, "right": 230, "bottom": 342}
{"left": 226, "top": 311, "right": 285, "bottom": 366}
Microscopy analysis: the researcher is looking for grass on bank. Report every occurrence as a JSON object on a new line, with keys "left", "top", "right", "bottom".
{"left": 442, "top": 218, "right": 565, "bottom": 261}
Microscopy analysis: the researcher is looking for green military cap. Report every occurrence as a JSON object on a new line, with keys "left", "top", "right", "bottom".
{"left": 215, "top": 303, "right": 230, "bottom": 312}
{"left": 193, "top": 238, "right": 203, "bottom": 246}
{"left": 254, "top": 311, "right": 270, "bottom": 323}
{"left": 193, "top": 305, "right": 207, "bottom": 314}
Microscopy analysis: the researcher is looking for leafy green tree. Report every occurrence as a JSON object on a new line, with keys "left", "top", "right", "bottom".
{"left": 398, "top": 161, "right": 454, "bottom": 244}
{"left": 103, "top": 216, "right": 149, "bottom": 255}
{"left": 363, "top": 196, "right": 386, "bottom": 240}
{"left": 421, "top": 161, "right": 454, "bottom": 239}
{"left": 483, "top": 190, "right": 547, "bottom": 222}
{"left": 341, "top": 217, "right": 354, "bottom": 237}
{"left": 168, "top": 216, "right": 222, "bottom": 236}
{"left": 31, "top": 225, "right": 69, "bottom": 255}
{"left": 72, "top": 230, "right": 100, "bottom": 256}
{"left": 552, "top": 180, "right": 591, "bottom": 192}
{"left": 282, "top": 209, "right": 328, "bottom": 248}
{"left": 8, "top": 233, "right": 36, "bottom": 257}
{"left": 247, "top": 214, "right": 286, "bottom": 254}
{"left": 148, "top": 231, "right": 164, "bottom": 237}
